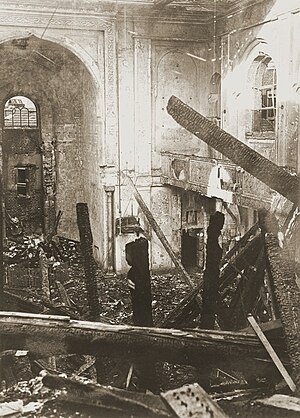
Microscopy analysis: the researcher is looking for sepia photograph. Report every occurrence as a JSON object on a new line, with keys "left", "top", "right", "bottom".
{"left": 0, "top": 0, "right": 299, "bottom": 417}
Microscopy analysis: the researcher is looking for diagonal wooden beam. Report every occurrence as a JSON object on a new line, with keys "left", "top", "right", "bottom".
{"left": 167, "top": 96, "right": 300, "bottom": 205}
{"left": 123, "top": 174, "right": 196, "bottom": 292}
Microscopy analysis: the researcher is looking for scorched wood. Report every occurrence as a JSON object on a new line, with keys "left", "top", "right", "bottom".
{"left": 259, "top": 210, "right": 300, "bottom": 393}
{"left": 0, "top": 312, "right": 289, "bottom": 381}
{"left": 124, "top": 174, "right": 197, "bottom": 292}
{"left": 200, "top": 211, "right": 224, "bottom": 329}
{"left": 167, "top": 96, "right": 300, "bottom": 205}
{"left": 76, "top": 203, "right": 101, "bottom": 320}
{"left": 43, "top": 373, "right": 173, "bottom": 418}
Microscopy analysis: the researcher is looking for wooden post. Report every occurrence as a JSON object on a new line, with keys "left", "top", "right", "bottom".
{"left": 125, "top": 236, "right": 157, "bottom": 392}
{"left": 76, "top": 203, "right": 103, "bottom": 383}
{"left": 76, "top": 203, "right": 100, "bottom": 321}
{"left": 123, "top": 174, "right": 196, "bottom": 291}
{"left": 125, "top": 237, "right": 153, "bottom": 327}
{"left": 200, "top": 211, "right": 225, "bottom": 329}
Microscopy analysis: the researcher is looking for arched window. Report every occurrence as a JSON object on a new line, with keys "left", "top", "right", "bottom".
{"left": 251, "top": 55, "right": 277, "bottom": 134}
{"left": 4, "top": 96, "right": 38, "bottom": 128}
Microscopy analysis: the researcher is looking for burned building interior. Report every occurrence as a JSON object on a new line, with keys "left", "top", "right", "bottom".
{"left": 0, "top": 0, "right": 300, "bottom": 417}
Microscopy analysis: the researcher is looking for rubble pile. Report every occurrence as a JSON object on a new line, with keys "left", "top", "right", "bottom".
{"left": 4, "top": 235, "right": 81, "bottom": 269}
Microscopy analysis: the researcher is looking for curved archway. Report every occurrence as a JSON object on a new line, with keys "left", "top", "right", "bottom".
{"left": 0, "top": 30, "right": 101, "bottom": 91}
{"left": 0, "top": 35, "right": 103, "bottom": 240}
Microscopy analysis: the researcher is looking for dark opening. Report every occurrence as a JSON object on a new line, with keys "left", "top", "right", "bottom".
{"left": 16, "top": 167, "right": 29, "bottom": 197}
{"left": 181, "top": 229, "right": 200, "bottom": 270}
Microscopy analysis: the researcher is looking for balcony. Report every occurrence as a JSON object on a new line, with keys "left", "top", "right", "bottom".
{"left": 161, "top": 152, "right": 273, "bottom": 209}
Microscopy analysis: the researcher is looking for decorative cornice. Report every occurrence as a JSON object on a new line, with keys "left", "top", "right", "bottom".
{"left": 0, "top": 9, "right": 116, "bottom": 30}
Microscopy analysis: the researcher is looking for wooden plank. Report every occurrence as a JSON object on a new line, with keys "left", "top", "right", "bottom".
{"left": 124, "top": 174, "right": 196, "bottom": 292}
{"left": 43, "top": 373, "right": 174, "bottom": 418}
{"left": 255, "top": 394, "right": 300, "bottom": 412}
{"left": 247, "top": 315, "right": 296, "bottom": 392}
{"left": 240, "top": 319, "right": 282, "bottom": 335}
{"left": 0, "top": 312, "right": 288, "bottom": 376}
{"left": 220, "top": 223, "right": 259, "bottom": 267}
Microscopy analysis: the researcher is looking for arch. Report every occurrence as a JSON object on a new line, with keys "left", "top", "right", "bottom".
{"left": 0, "top": 29, "right": 101, "bottom": 91}
{"left": 246, "top": 52, "right": 277, "bottom": 134}
{"left": 156, "top": 48, "right": 198, "bottom": 78}
{"left": 0, "top": 31, "right": 104, "bottom": 240}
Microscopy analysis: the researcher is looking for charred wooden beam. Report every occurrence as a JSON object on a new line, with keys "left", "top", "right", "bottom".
{"left": 0, "top": 312, "right": 289, "bottom": 382}
{"left": 200, "top": 211, "right": 224, "bottom": 329}
{"left": 220, "top": 223, "right": 259, "bottom": 267}
{"left": 124, "top": 175, "right": 198, "bottom": 295}
{"left": 218, "top": 249, "right": 266, "bottom": 331}
{"left": 167, "top": 96, "right": 300, "bottom": 205}
{"left": 125, "top": 236, "right": 157, "bottom": 392}
{"left": 43, "top": 373, "right": 173, "bottom": 418}
{"left": 154, "top": 0, "right": 174, "bottom": 7}
{"left": 76, "top": 203, "right": 101, "bottom": 321}
{"left": 126, "top": 237, "right": 153, "bottom": 327}
{"left": 156, "top": 283, "right": 202, "bottom": 328}
{"left": 3, "top": 290, "right": 80, "bottom": 319}
{"left": 159, "top": 228, "right": 261, "bottom": 329}
{"left": 219, "top": 234, "right": 263, "bottom": 292}
{"left": 248, "top": 314, "right": 296, "bottom": 392}
{"left": 259, "top": 210, "right": 300, "bottom": 393}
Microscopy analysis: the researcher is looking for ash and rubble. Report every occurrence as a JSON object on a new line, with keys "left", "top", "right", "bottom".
{"left": 0, "top": 228, "right": 299, "bottom": 418}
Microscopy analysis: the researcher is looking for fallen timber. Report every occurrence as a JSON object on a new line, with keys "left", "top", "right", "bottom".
{"left": 43, "top": 375, "right": 228, "bottom": 418}
{"left": 43, "top": 373, "right": 174, "bottom": 418}
{"left": 159, "top": 226, "right": 263, "bottom": 329}
{"left": 259, "top": 210, "right": 300, "bottom": 393}
{"left": 123, "top": 174, "right": 197, "bottom": 293}
{"left": 0, "top": 312, "right": 289, "bottom": 381}
{"left": 167, "top": 95, "right": 300, "bottom": 205}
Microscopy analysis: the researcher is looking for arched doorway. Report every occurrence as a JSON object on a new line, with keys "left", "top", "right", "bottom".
{"left": 0, "top": 35, "right": 101, "bottom": 242}
{"left": 3, "top": 95, "right": 43, "bottom": 235}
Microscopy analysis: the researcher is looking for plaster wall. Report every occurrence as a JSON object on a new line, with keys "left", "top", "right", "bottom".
{"left": 115, "top": 16, "right": 219, "bottom": 272}
{"left": 221, "top": 0, "right": 300, "bottom": 171}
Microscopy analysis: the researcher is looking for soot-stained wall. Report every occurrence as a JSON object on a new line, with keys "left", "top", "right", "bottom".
{"left": 0, "top": 36, "right": 99, "bottom": 241}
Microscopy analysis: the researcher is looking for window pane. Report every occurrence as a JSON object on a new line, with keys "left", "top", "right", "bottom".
{"left": 4, "top": 96, "right": 37, "bottom": 128}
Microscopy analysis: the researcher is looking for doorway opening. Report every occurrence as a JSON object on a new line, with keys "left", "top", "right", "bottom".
{"left": 181, "top": 228, "right": 204, "bottom": 271}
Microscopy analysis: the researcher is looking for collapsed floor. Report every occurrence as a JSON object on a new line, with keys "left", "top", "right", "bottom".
{"left": 0, "top": 220, "right": 299, "bottom": 418}
{"left": 1, "top": 108, "right": 300, "bottom": 417}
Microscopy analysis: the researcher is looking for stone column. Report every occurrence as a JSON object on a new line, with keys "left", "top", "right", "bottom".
{"left": 105, "top": 186, "right": 115, "bottom": 274}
